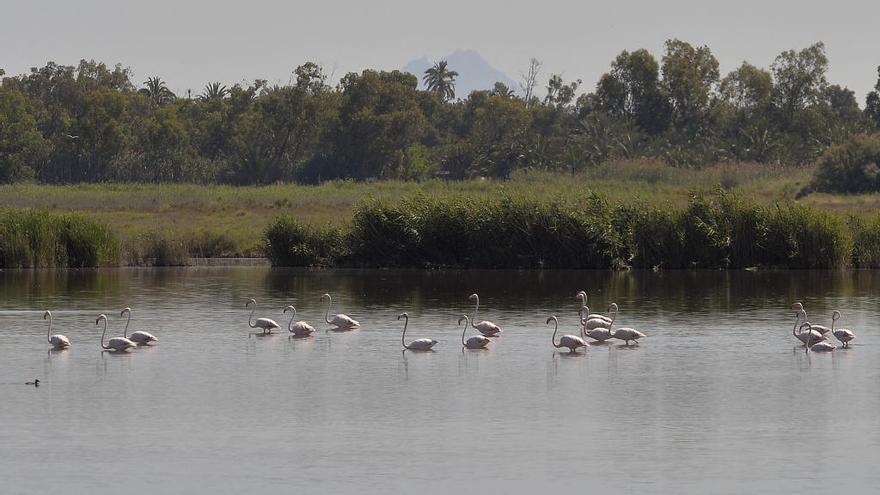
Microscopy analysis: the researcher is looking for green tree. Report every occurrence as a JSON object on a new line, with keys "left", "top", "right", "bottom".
{"left": 199, "top": 82, "right": 228, "bottom": 101}
{"left": 423, "top": 61, "right": 458, "bottom": 101}
{"left": 771, "top": 42, "right": 828, "bottom": 124}
{"left": 719, "top": 62, "right": 772, "bottom": 114}
{"left": 140, "top": 76, "right": 176, "bottom": 106}
{"left": 0, "top": 88, "right": 46, "bottom": 182}
{"left": 865, "top": 66, "right": 880, "bottom": 129}
{"left": 661, "top": 39, "right": 719, "bottom": 130}
{"left": 544, "top": 74, "right": 581, "bottom": 108}
{"left": 594, "top": 49, "right": 669, "bottom": 134}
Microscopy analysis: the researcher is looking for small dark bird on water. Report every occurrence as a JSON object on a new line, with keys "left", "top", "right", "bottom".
{"left": 26, "top": 379, "right": 40, "bottom": 386}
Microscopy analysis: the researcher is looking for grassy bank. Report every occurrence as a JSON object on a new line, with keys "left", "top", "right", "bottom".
{"left": 3, "top": 161, "right": 880, "bottom": 266}
{"left": 266, "top": 190, "right": 868, "bottom": 269}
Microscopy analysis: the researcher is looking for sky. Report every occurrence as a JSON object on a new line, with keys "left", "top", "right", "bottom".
{"left": 2, "top": 0, "right": 878, "bottom": 101}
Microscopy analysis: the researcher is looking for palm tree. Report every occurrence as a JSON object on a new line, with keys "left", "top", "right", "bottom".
{"left": 139, "top": 76, "right": 176, "bottom": 105}
{"left": 199, "top": 82, "right": 228, "bottom": 101}
{"left": 423, "top": 60, "right": 458, "bottom": 101}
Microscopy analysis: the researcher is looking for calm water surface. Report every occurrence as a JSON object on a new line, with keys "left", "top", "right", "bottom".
{"left": 1, "top": 268, "right": 879, "bottom": 494}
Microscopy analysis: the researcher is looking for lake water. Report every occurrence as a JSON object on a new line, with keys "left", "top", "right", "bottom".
{"left": 1, "top": 268, "right": 879, "bottom": 494}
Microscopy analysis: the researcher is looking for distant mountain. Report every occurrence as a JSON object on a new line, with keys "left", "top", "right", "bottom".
{"left": 403, "top": 50, "right": 518, "bottom": 99}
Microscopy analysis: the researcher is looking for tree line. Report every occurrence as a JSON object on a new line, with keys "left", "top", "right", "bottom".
{"left": 2, "top": 40, "right": 880, "bottom": 185}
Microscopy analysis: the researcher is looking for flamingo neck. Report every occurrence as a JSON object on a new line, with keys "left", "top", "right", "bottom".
{"left": 551, "top": 318, "right": 561, "bottom": 348}
{"left": 123, "top": 310, "right": 131, "bottom": 337}
{"left": 401, "top": 316, "right": 409, "bottom": 349}
{"left": 46, "top": 313, "right": 52, "bottom": 343}
{"left": 792, "top": 311, "right": 804, "bottom": 338}
{"left": 248, "top": 303, "right": 257, "bottom": 328}
{"left": 324, "top": 297, "right": 333, "bottom": 324}
{"left": 287, "top": 309, "right": 297, "bottom": 332}
{"left": 100, "top": 319, "right": 109, "bottom": 349}
{"left": 460, "top": 317, "right": 468, "bottom": 346}
{"left": 471, "top": 297, "right": 480, "bottom": 327}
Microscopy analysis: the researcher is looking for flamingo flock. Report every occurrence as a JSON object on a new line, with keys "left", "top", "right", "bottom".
{"left": 29, "top": 294, "right": 862, "bottom": 358}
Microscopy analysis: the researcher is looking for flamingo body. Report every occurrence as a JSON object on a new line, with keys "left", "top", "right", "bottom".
{"left": 399, "top": 312, "right": 437, "bottom": 351}
{"left": 547, "top": 315, "right": 588, "bottom": 353}
{"left": 809, "top": 341, "right": 836, "bottom": 352}
{"left": 583, "top": 327, "right": 613, "bottom": 341}
{"left": 44, "top": 311, "right": 70, "bottom": 348}
{"left": 107, "top": 336, "right": 137, "bottom": 351}
{"left": 469, "top": 293, "right": 501, "bottom": 336}
{"left": 830, "top": 310, "right": 856, "bottom": 347}
{"left": 129, "top": 331, "right": 159, "bottom": 344}
{"left": 459, "top": 315, "right": 490, "bottom": 349}
{"left": 612, "top": 328, "right": 646, "bottom": 345}
{"left": 321, "top": 294, "right": 360, "bottom": 328}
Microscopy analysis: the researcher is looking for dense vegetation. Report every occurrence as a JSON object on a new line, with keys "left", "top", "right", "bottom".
{"left": 265, "top": 190, "right": 880, "bottom": 270}
{"left": 3, "top": 41, "right": 880, "bottom": 186}
{"left": 0, "top": 209, "right": 118, "bottom": 268}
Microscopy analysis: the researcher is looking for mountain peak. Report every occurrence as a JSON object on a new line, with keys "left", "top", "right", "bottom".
{"left": 403, "top": 50, "right": 517, "bottom": 98}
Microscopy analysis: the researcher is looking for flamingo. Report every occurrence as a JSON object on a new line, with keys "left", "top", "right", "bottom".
{"left": 830, "top": 310, "right": 856, "bottom": 348}
{"left": 284, "top": 306, "right": 316, "bottom": 337}
{"left": 398, "top": 313, "right": 437, "bottom": 351}
{"left": 576, "top": 291, "right": 612, "bottom": 325}
{"left": 459, "top": 315, "right": 490, "bottom": 349}
{"left": 26, "top": 379, "right": 40, "bottom": 386}
{"left": 44, "top": 310, "right": 70, "bottom": 349}
{"left": 246, "top": 298, "right": 280, "bottom": 334}
{"left": 606, "top": 303, "right": 646, "bottom": 345}
{"left": 468, "top": 293, "right": 501, "bottom": 336}
{"left": 120, "top": 307, "right": 158, "bottom": 345}
{"left": 321, "top": 294, "right": 359, "bottom": 329}
{"left": 547, "top": 315, "right": 588, "bottom": 353}
{"left": 96, "top": 314, "right": 136, "bottom": 352}
{"left": 791, "top": 302, "right": 831, "bottom": 335}
{"left": 802, "top": 322, "right": 835, "bottom": 352}
{"left": 580, "top": 306, "right": 614, "bottom": 342}
{"left": 792, "top": 309, "right": 826, "bottom": 346}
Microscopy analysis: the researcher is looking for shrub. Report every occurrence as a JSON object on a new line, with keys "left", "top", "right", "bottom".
{"left": 0, "top": 209, "right": 118, "bottom": 268}
{"left": 809, "top": 133, "right": 880, "bottom": 194}
{"left": 264, "top": 216, "right": 341, "bottom": 267}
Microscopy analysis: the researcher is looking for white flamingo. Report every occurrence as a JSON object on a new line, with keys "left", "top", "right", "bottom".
{"left": 44, "top": 310, "right": 70, "bottom": 349}
{"left": 97, "top": 314, "right": 136, "bottom": 352}
{"left": 399, "top": 313, "right": 437, "bottom": 351}
{"left": 120, "top": 307, "right": 158, "bottom": 345}
{"left": 791, "top": 302, "right": 831, "bottom": 335}
{"left": 246, "top": 298, "right": 280, "bottom": 334}
{"left": 801, "top": 322, "right": 835, "bottom": 352}
{"left": 580, "top": 303, "right": 617, "bottom": 342}
{"left": 606, "top": 303, "right": 646, "bottom": 345}
{"left": 321, "top": 293, "right": 359, "bottom": 329}
{"left": 468, "top": 293, "right": 501, "bottom": 336}
{"left": 459, "top": 315, "right": 490, "bottom": 349}
{"left": 284, "top": 305, "right": 316, "bottom": 337}
{"left": 830, "top": 310, "right": 856, "bottom": 348}
{"left": 792, "top": 309, "right": 826, "bottom": 346}
{"left": 576, "top": 291, "right": 612, "bottom": 326}
{"left": 547, "top": 315, "right": 588, "bottom": 353}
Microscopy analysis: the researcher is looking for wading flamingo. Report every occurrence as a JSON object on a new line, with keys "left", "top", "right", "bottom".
{"left": 802, "top": 322, "right": 835, "bottom": 352}
{"left": 792, "top": 309, "right": 826, "bottom": 346}
{"left": 791, "top": 302, "right": 831, "bottom": 335}
{"left": 246, "top": 298, "right": 280, "bottom": 334}
{"left": 606, "top": 303, "right": 646, "bottom": 345}
{"left": 580, "top": 303, "right": 617, "bottom": 342}
{"left": 547, "top": 315, "right": 588, "bottom": 353}
{"left": 459, "top": 315, "right": 490, "bottom": 349}
{"left": 830, "top": 311, "right": 856, "bottom": 348}
{"left": 97, "top": 314, "right": 136, "bottom": 352}
{"left": 321, "top": 294, "right": 360, "bottom": 329}
{"left": 44, "top": 310, "right": 70, "bottom": 349}
{"left": 284, "top": 306, "right": 316, "bottom": 337}
{"left": 468, "top": 293, "right": 501, "bottom": 336}
{"left": 399, "top": 313, "right": 437, "bottom": 351}
{"left": 120, "top": 307, "right": 158, "bottom": 345}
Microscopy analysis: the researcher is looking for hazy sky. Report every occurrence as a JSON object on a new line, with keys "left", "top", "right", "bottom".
{"left": 2, "top": 0, "right": 878, "bottom": 100}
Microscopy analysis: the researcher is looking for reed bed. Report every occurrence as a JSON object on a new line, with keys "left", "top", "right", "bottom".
{"left": 265, "top": 190, "right": 864, "bottom": 269}
{"left": 0, "top": 209, "right": 119, "bottom": 268}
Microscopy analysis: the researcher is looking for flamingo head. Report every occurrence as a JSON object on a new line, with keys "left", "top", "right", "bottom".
{"left": 120, "top": 307, "right": 131, "bottom": 317}
{"left": 832, "top": 310, "right": 841, "bottom": 321}
{"left": 96, "top": 314, "right": 107, "bottom": 325}
{"left": 607, "top": 303, "right": 619, "bottom": 314}
{"left": 246, "top": 298, "right": 256, "bottom": 308}
{"left": 799, "top": 321, "right": 813, "bottom": 333}
{"left": 791, "top": 302, "right": 804, "bottom": 313}
{"left": 545, "top": 316, "right": 557, "bottom": 325}
{"left": 284, "top": 305, "right": 295, "bottom": 315}
{"left": 43, "top": 310, "right": 51, "bottom": 320}
{"left": 321, "top": 293, "right": 330, "bottom": 300}
{"left": 468, "top": 293, "right": 478, "bottom": 301}
{"left": 575, "top": 291, "right": 586, "bottom": 301}
{"left": 458, "top": 315, "right": 469, "bottom": 326}
{"left": 397, "top": 312, "right": 408, "bottom": 321}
